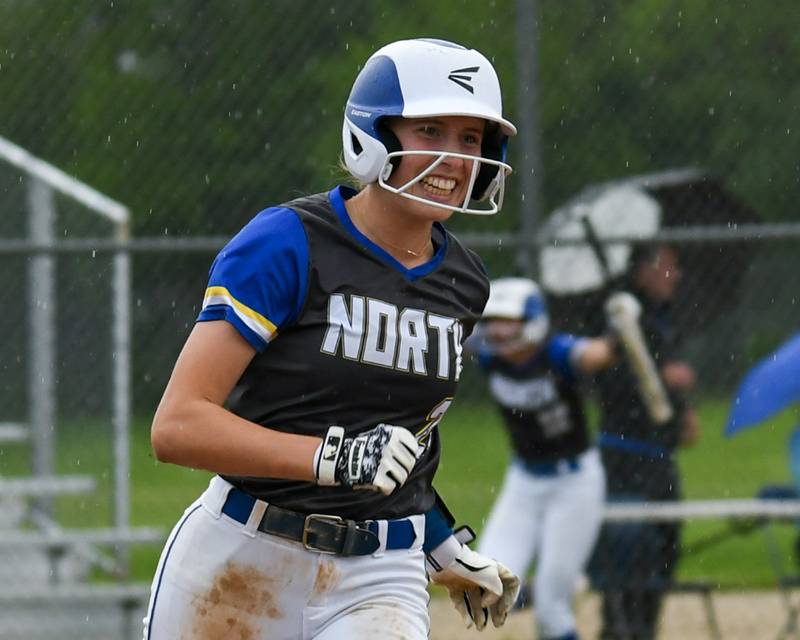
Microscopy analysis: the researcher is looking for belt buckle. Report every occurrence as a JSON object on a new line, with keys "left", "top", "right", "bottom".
{"left": 302, "top": 513, "right": 343, "bottom": 554}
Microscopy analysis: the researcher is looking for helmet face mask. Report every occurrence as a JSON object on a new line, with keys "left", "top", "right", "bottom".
{"left": 477, "top": 278, "right": 550, "bottom": 355}
{"left": 483, "top": 319, "right": 539, "bottom": 354}
{"left": 341, "top": 38, "right": 516, "bottom": 215}
{"left": 377, "top": 149, "right": 510, "bottom": 215}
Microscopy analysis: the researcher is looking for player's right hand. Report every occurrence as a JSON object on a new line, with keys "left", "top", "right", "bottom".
{"left": 428, "top": 541, "right": 520, "bottom": 631}
{"left": 314, "top": 424, "right": 420, "bottom": 495}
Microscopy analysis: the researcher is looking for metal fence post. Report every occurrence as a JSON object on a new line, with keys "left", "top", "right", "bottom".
{"left": 27, "top": 177, "right": 56, "bottom": 515}
{"left": 515, "top": 0, "right": 544, "bottom": 278}
{"left": 112, "top": 220, "right": 132, "bottom": 576}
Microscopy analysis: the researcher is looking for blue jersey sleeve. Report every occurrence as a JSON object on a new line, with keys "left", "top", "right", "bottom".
{"left": 197, "top": 207, "right": 309, "bottom": 352}
{"left": 546, "top": 333, "right": 588, "bottom": 382}
{"left": 476, "top": 347, "right": 496, "bottom": 372}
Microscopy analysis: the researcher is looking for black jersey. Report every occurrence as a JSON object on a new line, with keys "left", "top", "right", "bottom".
{"left": 197, "top": 186, "right": 489, "bottom": 520}
{"left": 479, "top": 334, "right": 590, "bottom": 463}
{"left": 595, "top": 295, "right": 686, "bottom": 497}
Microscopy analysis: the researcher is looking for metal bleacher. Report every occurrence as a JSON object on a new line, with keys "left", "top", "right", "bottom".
{"left": 0, "top": 422, "right": 30, "bottom": 445}
{"left": 0, "top": 136, "right": 164, "bottom": 640}
{"left": 0, "top": 470, "right": 163, "bottom": 640}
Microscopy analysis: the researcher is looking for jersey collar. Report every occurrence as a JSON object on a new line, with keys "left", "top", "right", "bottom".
{"left": 329, "top": 186, "right": 447, "bottom": 282}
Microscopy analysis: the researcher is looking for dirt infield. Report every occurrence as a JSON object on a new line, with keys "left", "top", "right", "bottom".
{"left": 429, "top": 590, "right": 798, "bottom": 639}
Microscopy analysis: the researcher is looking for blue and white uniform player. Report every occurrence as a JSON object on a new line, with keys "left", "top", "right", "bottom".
{"left": 473, "top": 277, "right": 616, "bottom": 640}
{"left": 143, "top": 39, "right": 520, "bottom": 640}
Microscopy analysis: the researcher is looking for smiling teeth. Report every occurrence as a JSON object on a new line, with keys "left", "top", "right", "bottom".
{"left": 421, "top": 176, "right": 456, "bottom": 195}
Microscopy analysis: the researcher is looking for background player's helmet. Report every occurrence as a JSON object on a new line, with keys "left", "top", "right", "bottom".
{"left": 482, "top": 277, "right": 550, "bottom": 347}
{"left": 342, "top": 38, "right": 516, "bottom": 215}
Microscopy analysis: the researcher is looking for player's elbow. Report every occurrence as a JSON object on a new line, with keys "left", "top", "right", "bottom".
{"left": 150, "top": 420, "right": 174, "bottom": 463}
{"left": 150, "top": 408, "right": 188, "bottom": 464}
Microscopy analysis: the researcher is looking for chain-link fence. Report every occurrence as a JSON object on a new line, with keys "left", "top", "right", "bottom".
{"left": 2, "top": 1, "right": 800, "bottom": 638}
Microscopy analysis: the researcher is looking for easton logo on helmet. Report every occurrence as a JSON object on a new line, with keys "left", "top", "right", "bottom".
{"left": 447, "top": 66, "right": 479, "bottom": 93}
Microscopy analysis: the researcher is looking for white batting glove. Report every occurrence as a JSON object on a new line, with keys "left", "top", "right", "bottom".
{"left": 427, "top": 537, "right": 520, "bottom": 631}
{"left": 314, "top": 424, "right": 420, "bottom": 495}
{"left": 604, "top": 290, "right": 642, "bottom": 331}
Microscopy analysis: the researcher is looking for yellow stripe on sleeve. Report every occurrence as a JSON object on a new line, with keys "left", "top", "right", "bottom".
{"left": 203, "top": 286, "right": 278, "bottom": 342}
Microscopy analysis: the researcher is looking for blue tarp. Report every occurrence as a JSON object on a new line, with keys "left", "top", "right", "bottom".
{"left": 725, "top": 332, "right": 800, "bottom": 437}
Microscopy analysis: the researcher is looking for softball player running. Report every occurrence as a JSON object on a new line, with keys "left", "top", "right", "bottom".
{"left": 143, "top": 38, "right": 519, "bottom": 640}
{"left": 473, "top": 278, "right": 615, "bottom": 640}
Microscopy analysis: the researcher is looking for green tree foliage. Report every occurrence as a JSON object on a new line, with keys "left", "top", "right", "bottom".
{"left": 0, "top": 0, "right": 517, "bottom": 234}
{"left": 537, "top": 0, "right": 800, "bottom": 218}
{"left": 1, "top": 0, "right": 797, "bottom": 238}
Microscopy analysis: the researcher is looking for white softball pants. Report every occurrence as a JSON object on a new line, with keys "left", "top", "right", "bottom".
{"left": 143, "top": 476, "right": 429, "bottom": 640}
{"left": 478, "top": 449, "right": 606, "bottom": 639}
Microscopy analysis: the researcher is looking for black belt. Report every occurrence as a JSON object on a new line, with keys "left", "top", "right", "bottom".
{"left": 598, "top": 433, "right": 670, "bottom": 459}
{"left": 221, "top": 486, "right": 416, "bottom": 557}
{"left": 518, "top": 456, "right": 581, "bottom": 477}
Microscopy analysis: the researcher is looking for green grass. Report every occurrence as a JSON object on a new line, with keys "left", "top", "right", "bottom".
{"left": 675, "top": 399, "right": 800, "bottom": 587}
{"left": 1, "top": 398, "right": 798, "bottom": 587}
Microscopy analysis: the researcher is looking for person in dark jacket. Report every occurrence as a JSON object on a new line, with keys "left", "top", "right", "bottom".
{"left": 589, "top": 244, "right": 700, "bottom": 640}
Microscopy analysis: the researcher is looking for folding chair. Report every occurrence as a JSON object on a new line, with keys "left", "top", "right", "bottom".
{"left": 757, "top": 484, "right": 800, "bottom": 640}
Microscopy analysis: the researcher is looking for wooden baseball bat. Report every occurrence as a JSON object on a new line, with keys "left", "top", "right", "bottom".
{"left": 579, "top": 215, "right": 674, "bottom": 425}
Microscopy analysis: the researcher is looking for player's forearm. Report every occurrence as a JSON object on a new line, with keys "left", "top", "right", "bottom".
{"left": 678, "top": 406, "right": 700, "bottom": 447}
{"left": 151, "top": 398, "right": 319, "bottom": 481}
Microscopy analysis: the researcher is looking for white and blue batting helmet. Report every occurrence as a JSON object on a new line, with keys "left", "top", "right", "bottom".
{"left": 342, "top": 38, "right": 517, "bottom": 215}
{"left": 483, "top": 277, "right": 550, "bottom": 345}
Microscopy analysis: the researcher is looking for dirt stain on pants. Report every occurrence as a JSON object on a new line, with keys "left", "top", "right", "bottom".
{"left": 187, "top": 561, "right": 284, "bottom": 640}
{"left": 344, "top": 603, "right": 422, "bottom": 639}
{"left": 312, "top": 559, "right": 340, "bottom": 595}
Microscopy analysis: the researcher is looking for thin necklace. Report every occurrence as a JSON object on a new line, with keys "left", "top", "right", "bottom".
{"left": 354, "top": 208, "right": 432, "bottom": 259}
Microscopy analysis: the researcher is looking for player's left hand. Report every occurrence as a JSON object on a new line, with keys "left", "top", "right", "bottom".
{"left": 315, "top": 423, "right": 420, "bottom": 495}
{"left": 604, "top": 290, "right": 642, "bottom": 329}
{"left": 428, "top": 542, "right": 520, "bottom": 630}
